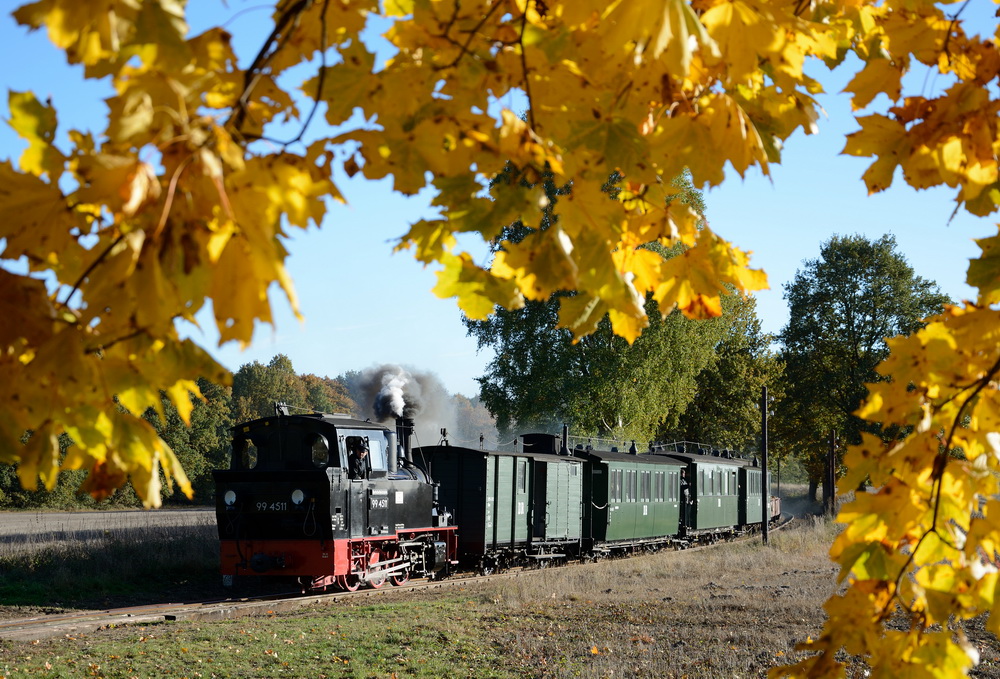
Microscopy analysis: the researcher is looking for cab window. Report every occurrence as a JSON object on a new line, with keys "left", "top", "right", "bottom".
{"left": 311, "top": 434, "right": 330, "bottom": 467}
{"left": 341, "top": 432, "right": 387, "bottom": 472}
{"left": 240, "top": 439, "right": 258, "bottom": 469}
{"left": 368, "top": 438, "right": 386, "bottom": 471}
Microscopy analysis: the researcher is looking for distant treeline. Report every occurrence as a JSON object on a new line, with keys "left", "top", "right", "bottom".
{"left": 0, "top": 355, "right": 496, "bottom": 509}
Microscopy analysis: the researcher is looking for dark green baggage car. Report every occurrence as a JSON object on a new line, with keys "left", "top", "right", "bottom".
{"left": 416, "top": 443, "right": 583, "bottom": 573}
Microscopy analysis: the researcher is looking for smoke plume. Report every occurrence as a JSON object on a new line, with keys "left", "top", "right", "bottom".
{"left": 351, "top": 364, "right": 458, "bottom": 446}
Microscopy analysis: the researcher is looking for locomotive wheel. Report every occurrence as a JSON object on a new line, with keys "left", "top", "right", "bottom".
{"left": 336, "top": 573, "right": 361, "bottom": 592}
{"left": 367, "top": 549, "right": 387, "bottom": 589}
{"left": 388, "top": 548, "right": 410, "bottom": 586}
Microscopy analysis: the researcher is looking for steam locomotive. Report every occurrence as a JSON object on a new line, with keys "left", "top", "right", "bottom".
{"left": 213, "top": 407, "right": 779, "bottom": 588}
{"left": 214, "top": 407, "right": 456, "bottom": 590}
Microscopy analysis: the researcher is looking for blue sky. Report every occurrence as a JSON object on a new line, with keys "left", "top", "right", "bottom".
{"left": 0, "top": 3, "right": 993, "bottom": 397}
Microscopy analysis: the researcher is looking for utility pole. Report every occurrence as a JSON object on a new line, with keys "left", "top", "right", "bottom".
{"left": 827, "top": 430, "right": 837, "bottom": 517}
{"left": 761, "top": 385, "right": 769, "bottom": 546}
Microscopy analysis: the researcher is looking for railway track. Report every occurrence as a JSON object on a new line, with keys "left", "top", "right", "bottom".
{"left": 0, "top": 514, "right": 793, "bottom": 642}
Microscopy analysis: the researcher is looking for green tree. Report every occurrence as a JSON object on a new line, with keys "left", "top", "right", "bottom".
{"left": 450, "top": 394, "right": 499, "bottom": 449}
{"left": 776, "top": 234, "right": 949, "bottom": 498}
{"left": 669, "top": 294, "right": 783, "bottom": 451}
{"left": 231, "top": 355, "right": 309, "bottom": 423}
{"left": 144, "top": 378, "right": 233, "bottom": 503}
{"left": 301, "top": 374, "right": 356, "bottom": 415}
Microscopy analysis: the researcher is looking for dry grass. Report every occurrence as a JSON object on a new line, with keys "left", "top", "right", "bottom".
{"left": 0, "top": 515, "right": 220, "bottom": 614}
{"left": 461, "top": 516, "right": 841, "bottom": 678}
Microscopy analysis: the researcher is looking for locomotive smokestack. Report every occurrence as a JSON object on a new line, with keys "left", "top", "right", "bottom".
{"left": 396, "top": 417, "right": 414, "bottom": 461}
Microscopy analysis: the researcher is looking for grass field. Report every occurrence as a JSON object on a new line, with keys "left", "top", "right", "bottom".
{"left": 1, "top": 497, "right": 999, "bottom": 678}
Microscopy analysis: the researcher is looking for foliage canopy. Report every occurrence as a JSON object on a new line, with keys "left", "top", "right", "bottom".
{"left": 3, "top": 1, "right": 1000, "bottom": 674}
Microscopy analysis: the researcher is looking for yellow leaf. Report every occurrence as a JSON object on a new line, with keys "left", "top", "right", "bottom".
{"left": 17, "top": 422, "right": 61, "bottom": 492}
{"left": 0, "top": 269, "right": 57, "bottom": 351}
{"left": 655, "top": 229, "right": 766, "bottom": 319}
{"left": 701, "top": 0, "right": 775, "bottom": 80}
{"left": 0, "top": 161, "right": 87, "bottom": 273}
{"left": 493, "top": 228, "right": 578, "bottom": 301}
{"left": 72, "top": 151, "right": 157, "bottom": 220}
{"left": 435, "top": 252, "right": 523, "bottom": 320}
{"left": 651, "top": 115, "right": 723, "bottom": 188}
{"left": 601, "top": 0, "right": 719, "bottom": 74}
{"left": 842, "top": 114, "right": 909, "bottom": 194}
{"left": 699, "top": 93, "right": 769, "bottom": 179}
{"left": 557, "top": 293, "right": 608, "bottom": 341}
{"left": 308, "top": 40, "right": 375, "bottom": 127}
{"left": 7, "top": 90, "right": 64, "bottom": 178}
{"left": 565, "top": 115, "right": 651, "bottom": 181}
{"left": 843, "top": 58, "right": 903, "bottom": 111}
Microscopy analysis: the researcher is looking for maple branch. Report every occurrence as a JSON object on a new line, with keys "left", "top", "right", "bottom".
{"left": 292, "top": 0, "right": 332, "bottom": 146}
{"left": 941, "top": 0, "right": 972, "bottom": 62}
{"left": 84, "top": 327, "right": 150, "bottom": 356}
{"left": 58, "top": 149, "right": 193, "bottom": 311}
{"left": 237, "top": 0, "right": 333, "bottom": 149}
{"left": 57, "top": 233, "right": 126, "bottom": 311}
{"left": 228, "top": 0, "right": 311, "bottom": 136}
{"left": 518, "top": 7, "right": 536, "bottom": 131}
{"left": 269, "top": 0, "right": 333, "bottom": 149}
{"left": 885, "top": 352, "right": 1000, "bottom": 616}
{"left": 437, "top": 0, "right": 505, "bottom": 70}
{"left": 931, "top": 354, "right": 1000, "bottom": 525}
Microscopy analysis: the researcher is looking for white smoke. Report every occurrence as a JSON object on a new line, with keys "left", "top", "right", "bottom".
{"left": 376, "top": 366, "right": 409, "bottom": 419}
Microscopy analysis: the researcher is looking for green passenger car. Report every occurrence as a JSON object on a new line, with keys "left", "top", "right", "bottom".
{"left": 575, "top": 448, "right": 686, "bottom": 552}
{"left": 658, "top": 449, "right": 748, "bottom": 538}
{"left": 738, "top": 466, "right": 773, "bottom": 527}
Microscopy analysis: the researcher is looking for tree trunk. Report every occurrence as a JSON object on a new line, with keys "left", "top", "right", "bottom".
{"left": 808, "top": 478, "right": 819, "bottom": 502}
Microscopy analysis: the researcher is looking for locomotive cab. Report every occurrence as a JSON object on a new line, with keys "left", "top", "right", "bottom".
{"left": 228, "top": 419, "right": 388, "bottom": 477}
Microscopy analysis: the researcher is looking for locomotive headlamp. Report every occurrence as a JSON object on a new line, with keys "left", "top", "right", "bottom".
{"left": 291, "top": 489, "right": 305, "bottom": 505}
{"left": 224, "top": 490, "right": 237, "bottom": 506}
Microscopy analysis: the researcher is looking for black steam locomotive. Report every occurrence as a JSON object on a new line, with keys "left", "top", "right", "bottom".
{"left": 214, "top": 406, "right": 456, "bottom": 590}
{"left": 213, "top": 408, "right": 779, "bottom": 588}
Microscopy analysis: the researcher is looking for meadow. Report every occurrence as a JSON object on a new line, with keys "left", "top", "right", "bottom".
{"left": 1, "top": 497, "right": 998, "bottom": 678}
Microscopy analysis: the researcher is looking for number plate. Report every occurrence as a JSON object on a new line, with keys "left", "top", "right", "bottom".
{"left": 256, "top": 501, "right": 288, "bottom": 512}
